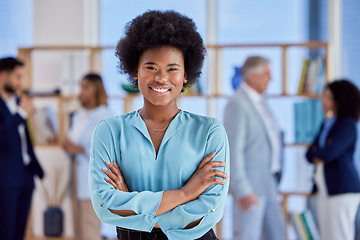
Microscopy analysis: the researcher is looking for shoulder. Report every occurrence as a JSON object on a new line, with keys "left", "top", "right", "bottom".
{"left": 227, "top": 89, "right": 251, "bottom": 110}
{"left": 335, "top": 117, "right": 357, "bottom": 128}
{"left": 101, "top": 111, "right": 136, "bottom": 126}
{"left": 72, "top": 108, "right": 86, "bottom": 119}
{"left": 182, "top": 110, "right": 221, "bottom": 128}
{"left": 334, "top": 117, "right": 358, "bottom": 132}
{"left": 95, "top": 105, "right": 113, "bottom": 116}
{"left": 181, "top": 111, "right": 227, "bottom": 140}
{"left": 91, "top": 105, "right": 113, "bottom": 122}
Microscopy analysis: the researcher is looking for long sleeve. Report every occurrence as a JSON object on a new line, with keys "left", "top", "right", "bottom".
{"left": 79, "top": 107, "right": 113, "bottom": 161}
{"left": 224, "top": 100, "right": 253, "bottom": 198}
{"left": 156, "top": 120, "right": 229, "bottom": 239}
{"left": 306, "top": 123, "right": 322, "bottom": 163}
{"left": 311, "top": 119, "right": 357, "bottom": 163}
{"left": 89, "top": 120, "right": 163, "bottom": 232}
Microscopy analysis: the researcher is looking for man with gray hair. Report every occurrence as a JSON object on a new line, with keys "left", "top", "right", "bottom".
{"left": 224, "top": 56, "right": 286, "bottom": 239}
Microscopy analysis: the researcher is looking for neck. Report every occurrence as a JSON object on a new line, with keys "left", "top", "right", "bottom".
{"left": 0, "top": 88, "right": 12, "bottom": 99}
{"left": 84, "top": 101, "right": 96, "bottom": 110}
{"left": 245, "top": 81, "right": 262, "bottom": 94}
{"left": 139, "top": 101, "right": 180, "bottom": 123}
{"left": 85, "top": 105, "right": 95, "bottom": 110}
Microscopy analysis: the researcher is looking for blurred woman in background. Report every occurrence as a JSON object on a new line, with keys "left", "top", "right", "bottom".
{"left": 306, "top": 79, "right": 360, "bottom": 240}
{"left": 63, "top": 73, "right": 112, "bottom": 240}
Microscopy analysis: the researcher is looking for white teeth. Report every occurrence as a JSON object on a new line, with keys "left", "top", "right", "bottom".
{"left": 152, "top": 88, "right": 169, "bottom": 93}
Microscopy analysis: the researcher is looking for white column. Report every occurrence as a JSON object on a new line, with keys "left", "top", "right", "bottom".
{"left": 328, "top": 0, "right": 342, "bottom": 80}
{"left": 206, "top": 0, "right": 218, "bottom": 118}
{"left": 32, "top": 0, "right": 100, "bottom": 93}
{"left": 33, "top": 0, "right": 99, "bottom": 46}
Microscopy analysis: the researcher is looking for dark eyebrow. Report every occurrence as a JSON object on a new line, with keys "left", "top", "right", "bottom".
{"left": 168, "top": 63, "right": 180, "bottom": 67}
{"left": 143, "top": 62, "right": 180, "bottom": 67}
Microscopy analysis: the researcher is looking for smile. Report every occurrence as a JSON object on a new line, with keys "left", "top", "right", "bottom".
{"left": 150, "top": 86, "right": 170, "bottom": 96}
{"left": 152, "top": 88, "right": 169, "bottom": 93}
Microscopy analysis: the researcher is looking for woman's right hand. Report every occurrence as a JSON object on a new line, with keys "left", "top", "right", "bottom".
{"left": 103, "top": 161, "right": 129, "bottom": 192}
{"left": 180, "top": 152, "right": 228, "bottom": 202}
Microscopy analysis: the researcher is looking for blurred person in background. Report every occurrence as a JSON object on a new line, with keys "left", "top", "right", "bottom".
{"left": 306, "top": 79, "right": 360, "bottom": 240}
{"left": 62, "top": 73, "right": 112, "bottom": 240}
{"left": 0, "top": 57, "right": 44, "bottom": 240}
{"left": 224, "top": 56, "right": 286, "bottom": 240}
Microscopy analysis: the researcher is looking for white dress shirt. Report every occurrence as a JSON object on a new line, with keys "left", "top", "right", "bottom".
{"left": 242, "top": 82, "right": 282, "bottom": 173}
{"left": 3, "top": 94, "right": 31, "bottom": 166}
{"left": 67, "top": 105, "right": 112, "bottom": 199}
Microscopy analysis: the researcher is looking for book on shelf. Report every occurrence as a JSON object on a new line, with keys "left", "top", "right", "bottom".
{"left": 297, "top": 59, "right": 310, "bottom": 94}
{"left": 298, "top": 57, "right": 326, "bottom": 95}
{"left": 289, "top": 210, "right": 320, "bottom": 240}
{"left": 301, "top": 210, "right": 321, "bottom": 240}
{"left": 289, "top": 212, "right": 309, "bottom": 240}
{"left": 294, "top": 99, "right": 324, "bottom": 144}
{"left": 29, "top": 106, "right": 58, "bottom": 144}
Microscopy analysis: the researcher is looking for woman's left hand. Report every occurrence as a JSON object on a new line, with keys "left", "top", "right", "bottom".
{"left": 103, "top": 161, "right": 129, "bottom": 192}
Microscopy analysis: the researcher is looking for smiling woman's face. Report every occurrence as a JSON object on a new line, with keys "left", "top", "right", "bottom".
{"left": 136, "top": 45, "right": 186, "bottom": 109}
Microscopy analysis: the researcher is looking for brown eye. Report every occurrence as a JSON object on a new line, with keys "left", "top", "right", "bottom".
{"left": 146, "top": 66, "right": 156, "bottom": 70}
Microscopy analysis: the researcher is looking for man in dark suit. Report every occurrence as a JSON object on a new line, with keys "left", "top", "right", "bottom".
{"left": 0, "top": 57, "right": 44, "bottom": 240}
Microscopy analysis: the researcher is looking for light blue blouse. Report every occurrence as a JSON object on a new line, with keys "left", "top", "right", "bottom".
{"left": 89, "top": 110, "right": 230, "bottom": 240}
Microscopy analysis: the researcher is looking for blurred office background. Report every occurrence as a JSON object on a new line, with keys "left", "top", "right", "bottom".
{"left": 1, "top": 0, "right": 360, "bottom": 239}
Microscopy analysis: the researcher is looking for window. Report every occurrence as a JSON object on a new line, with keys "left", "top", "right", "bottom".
{"left": 0, "top": 0, "right": 33, "bottom": 58}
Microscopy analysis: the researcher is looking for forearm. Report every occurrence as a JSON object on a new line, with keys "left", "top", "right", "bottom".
{"left": 64, "top": 143, "right": 85, "bottom": 154}
{"left": 109, "top": 209, "right": 136, "bottom": 216}
{"left": 107, "top": 189, "right": 188, "bottom": 218}
{"left": 155, "top": 189, "right": 190, "bottom": 217}
{"left": 71, "top": 144, "right": 85, "bottom": 154}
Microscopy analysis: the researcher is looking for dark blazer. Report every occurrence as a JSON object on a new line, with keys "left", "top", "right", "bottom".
{"left": 306, "top": 117, "right": 360, "bottom": 195}
{"left": 0, "top": 96, "right": 44, "bottom": 188}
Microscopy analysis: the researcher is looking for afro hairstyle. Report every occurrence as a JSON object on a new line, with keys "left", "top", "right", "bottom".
{"left": 115, "top": 10, "right": 206, "bottom": 89}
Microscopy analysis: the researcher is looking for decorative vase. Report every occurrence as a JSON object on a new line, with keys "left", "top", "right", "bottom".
{"left": 44, "top": 207, "right": 63, "bottom": 236}
{"left": 231, "top": 66, "right": 242, "bottom": 90}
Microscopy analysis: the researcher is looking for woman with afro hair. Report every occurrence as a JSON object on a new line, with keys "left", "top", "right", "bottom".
{"left": 306, "top": 79, "right": 360, "bottom": 240}
{"left": 89, "top": 10, "right": 229, "bottom": 240}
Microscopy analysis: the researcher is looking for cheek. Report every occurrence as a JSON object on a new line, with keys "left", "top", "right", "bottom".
{"left": 322, "top": 99, "right": 332, "bottom": 110}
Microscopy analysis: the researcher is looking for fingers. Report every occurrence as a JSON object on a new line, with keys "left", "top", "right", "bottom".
{"left": 210, "top": 177, "right": 226, "bottom": 185}
{"left": 208, "top": 169, "right": 229, "bottom": 180}
{"left": 103, "top": 161, "right": 130, "bottom": 192}
{"left": 105, "top": 177, "right": 119, "bottom": 190}
{"left": 103, "top": 167, "right": 119, "bottom": 183}
{"left": 204, "top": 160, "right": 227, "bottom": 172}
{"left": 198, "top": 152, "right": 216, "bottom": 169}
{"left": 107, "top": 161, "right": 122, "bottom": 176}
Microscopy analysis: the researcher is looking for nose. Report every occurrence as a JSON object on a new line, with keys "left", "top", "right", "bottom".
{"left": 154, "top": 71, "right": 168, "bottom": 83}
